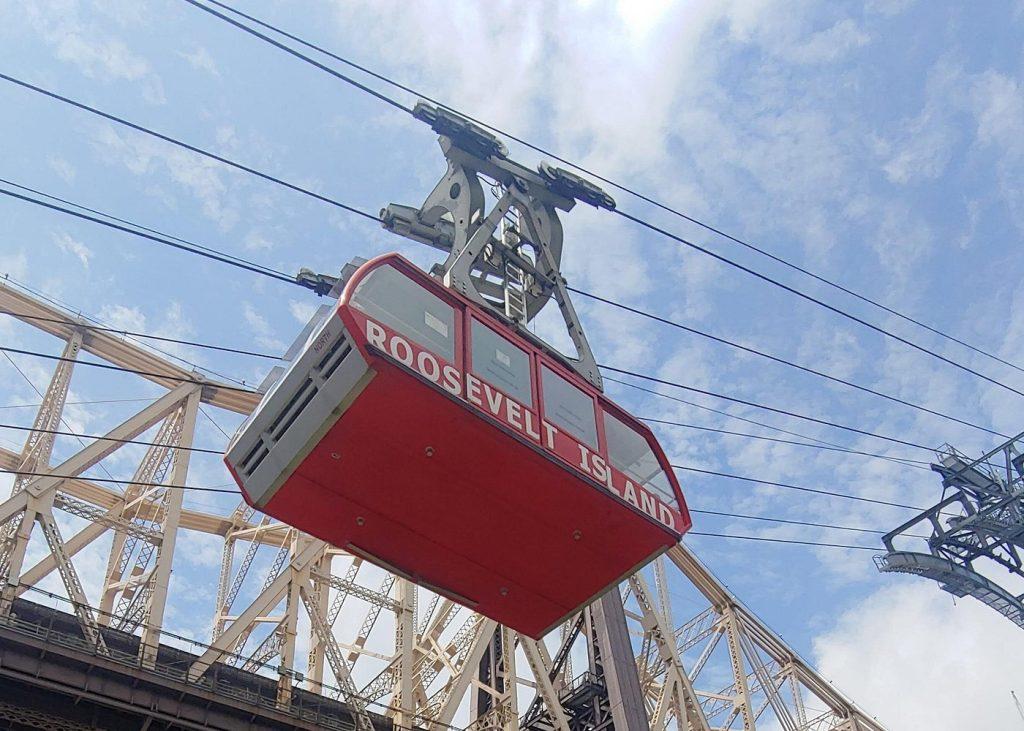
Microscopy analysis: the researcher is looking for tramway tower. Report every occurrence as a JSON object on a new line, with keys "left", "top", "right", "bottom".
{"left": 877, "top": 431, "right": 1024, "bottom": 627}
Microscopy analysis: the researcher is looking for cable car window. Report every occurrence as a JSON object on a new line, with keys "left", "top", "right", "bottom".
{"left": 603, "top": 411, "right": 674, "bottom": 503}
{"left": 541, "top": 366, "right": 598, "bottom": 448}
{"left": 350, "top": 264, "right": 456, "bottom": 362}
{"left": 471, "top": 319, "right": 533, "bottom": 407}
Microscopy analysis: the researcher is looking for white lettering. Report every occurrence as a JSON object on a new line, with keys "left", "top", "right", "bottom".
{"left": 541, "top": 421, "right": 558, "bottom": 450}
{"left": 389, "top": 335, "right": 414, "bottom": 366}
{"left": 523, "top": 409, "right": 541, "bottom": 441}
{"left": 640, "top": 490, "right": 657, "bottom": 518}
{"left": 505, "top": 399, "right": 523, "bottom": 430}
{"left": 365, "top": 320, "right": 386, "bottom": 350}
{"left": 466, "top": 373, "right": 483, "bottom": 407}
{"left": 623, "top": 480, "right": 640, "bottom": 508}
{"left": 483, "top": 382, "right": 504, "bottom": 415}
{"left": 658, "top": 503, "right": 676, "bottom": 530}
{"left": 416, "top": 351, "right": 440, "bottom": 382}
{"left": 591, "top": 454, "right": 609, "bottom": 484}
{"left": 578, "top": 444, "right": 591, "bottom": 472}
{"left": 442, "top": 365, "right": 462, "bottom": 396}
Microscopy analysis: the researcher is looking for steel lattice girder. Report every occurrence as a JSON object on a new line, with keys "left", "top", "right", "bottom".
{"left": 0, "top": 277, "right": 886, "bottom": 731}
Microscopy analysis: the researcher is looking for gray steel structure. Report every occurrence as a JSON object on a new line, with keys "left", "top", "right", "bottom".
{"left": 0, "top": 104, "right": 885, "bottom": 730}
{"left": 877, "top": 433, "right": 1024, "bottom": 628}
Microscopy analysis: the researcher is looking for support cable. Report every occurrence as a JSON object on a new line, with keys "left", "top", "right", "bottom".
{"left": 674, "top": 465, "right": 924, "bottom": 510}
{"left": 0, "top": 345, "right": 256, "bottom": 394}
{"left": 0, "top": 422, "right": 222, "bottom": 455}
{"left": 0, "top": 466, "right": 890, "bottom": 550}
{"left": 641, "top": 415, "right": 931, "bottom": 468}
{"left": 0, "top": 73, "right": 378, "bottom": 224}
{"left": 183, "top": 0, "right": 1024, "bottom": 378}
{"left": 3, "top": 69, "right": 1021, "bottom": 399}
{"left": 574, "top": 288, "right": 1007, "bottom": 438}
{"left": 0, "top": 468, "right": 236, "bottom": 493}
{"left": 603, "top": 366, "right": 939, "bottom": 453}
{"left": 0, "top": 181, "right": 994, "bottom": 455}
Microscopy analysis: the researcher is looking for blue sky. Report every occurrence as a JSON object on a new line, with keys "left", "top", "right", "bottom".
{"left": 2, "top": 1, "right": 1024, "bottom": 727}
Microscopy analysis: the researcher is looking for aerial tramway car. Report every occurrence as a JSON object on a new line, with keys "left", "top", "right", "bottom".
{"left": 226, "top": 254, "right": 690, "bottom": 638}
{"left": 225, "top": 103, "right": 691, "bottom": 638}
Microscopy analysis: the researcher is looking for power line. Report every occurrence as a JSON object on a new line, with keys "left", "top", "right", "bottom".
{"left": 0, "top": 181, "right": 972, "bottom": 462}
{"left": 0, "top": 468, "right": 237, "bottom": 494}
{"left": 0, "top": 177, "right": 294, "bottom": 282}
{"left": 0, "top": 397, "right": 156, "bottom": 411}
{"left": 6, "top": 68, "right": 1016, "bottom": 404}
{"left": 675, "top": 465, "right": 925, "bottom": 511}
{"left": 0, "top": 422, "right": 222, "bottom": 455}
{"left": 0, "top": 184, "right": 297, "bottom": 287}
{"left": 8, "top": 59, "right": 1017, "bottom": 409}
{"left": 642, "top": 416, "right": 932, "bottom": 469}
{"left": 604, "top": 366, "right": 939, "bottom": 453}
{"left": 605, "top": 374, "right": 890, "bottom": 456}
{"left": 613, "top": 209, "right": 1024, "bottom": 400}
{"left": 574, "top": 288, "right": 1006, "bottom": 438}
{"left": 0, "top": 307, "right": 283, "bottom": 360}
{"left": 187, "top": 0, "right": 1024, "bottom": 378}
{"left": 686, "top": 532, "right": 878, "bottom": 551}
{"left": 0, "top": 345, "right": 256, "bottom": 395}
{"left": 0, "top": 73, "right": 379, "bottom": 224}
{"left": 690, "top": 508, "right": 889, "bottom": 536}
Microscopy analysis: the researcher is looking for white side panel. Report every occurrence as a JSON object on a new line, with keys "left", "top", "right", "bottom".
{"left": 226, "top": 311, "right": 371, "bottom": 507}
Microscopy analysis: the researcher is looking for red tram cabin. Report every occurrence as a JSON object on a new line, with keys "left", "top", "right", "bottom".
{"left": 225, "top": 254, "right": 691, "bottom": 638}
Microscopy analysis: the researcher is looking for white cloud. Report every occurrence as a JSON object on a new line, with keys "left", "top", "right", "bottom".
{"left": 93, "top": 124, "right": 239, "bottom": 230}
{"left": 814, "top": 581, "right": 1024, "bottom": 729}
{"left": 288, "top": 299, "right": 319, "bottom": 324}
{"left": 47, "top": 156, "right": 77, "bottom": 183}
{"left": 53, "top": 231, "right": 93, "bottom": 270}
{"left": 178, "top": 46, "right": 221, "bottom": 78}
{"left": 19, "top": 2, "right": 162, "bottom": 97}
{"left": 786, "top": 19, "right": 870, "bottom": 64}
{"left": 243, "top": 302, "right": 286, "bottom": 351}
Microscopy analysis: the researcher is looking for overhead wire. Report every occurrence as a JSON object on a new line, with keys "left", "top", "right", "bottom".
{"left": 1, "top": 350, "right": 120, "bottom": 484}
{"left": 603, "top": 365, "right": 939, "bottom": 453}
{"left": 1, "top": 273, "right": 260, "bottom": 388}
{"left": 180, "top": 0, "right": 1024, "bottom": 385}
{"left": 0, "top": 344, "right": 256, "bottom": 394}
{"left": 641, "top": 416, "right": 932, "bottom": 469}
{"left": 685, "top": 532, "right": 878, "bottom": 551}
{"left": 0, "top": 73, "right": 378, "bottom": 224}
{"left": 0, "top": 468, "right": 236, "bottom": 493}
{"left": 0, "top": 422, "right": 222, "bottom": 455}
{"left": 573, "top": 287, "right": 1007, "bottom": 438}
{"left": 0, "top": 179, "right": 982, "bottom": 461}
{"left": 675, "top": 465, "right": 926, "bottom": 511}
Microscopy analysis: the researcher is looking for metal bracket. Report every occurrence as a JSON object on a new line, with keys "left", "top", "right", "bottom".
{"left": 381, "top": 102, "right": 614, "bottom": 389}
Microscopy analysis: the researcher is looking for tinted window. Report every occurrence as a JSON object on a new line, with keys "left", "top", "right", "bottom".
{"left": 603, "top": 411, "right": 674, "bottom": 503}
{"left": 351, "top": 265, "right": 456, "bottom": 362}
{"left": 542, "top": 366, "right": 597, "bottom": 448}
{"left": 471, "top": 319, "right": 533, "bottom": 407}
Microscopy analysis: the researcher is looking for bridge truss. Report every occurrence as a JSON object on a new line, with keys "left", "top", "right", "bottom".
{"left": 0, "top": 277, "right": 884, "bottom": 731}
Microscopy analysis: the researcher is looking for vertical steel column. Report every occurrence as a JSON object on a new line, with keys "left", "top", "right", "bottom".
{"left": 140, "top": 386, "right": 200, "bottom": 667}
{"left": 591, "top": 589, "right": 651, "bottom": 731}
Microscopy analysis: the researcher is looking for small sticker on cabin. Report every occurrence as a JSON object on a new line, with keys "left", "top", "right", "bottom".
{"left": 495, "top": 349, "right": 512, "bottom": 368}
{"left": 424, "top": 311, "right": 448, "bottom": 337}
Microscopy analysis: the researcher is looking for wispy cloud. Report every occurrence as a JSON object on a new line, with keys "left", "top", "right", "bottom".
{"left": 53, "top": 231, "right": 93, "bottom": 270}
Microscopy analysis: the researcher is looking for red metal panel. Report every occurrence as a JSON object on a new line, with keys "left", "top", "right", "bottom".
{"left": 232, "top": 253, "right": 692, "bottom": 637}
